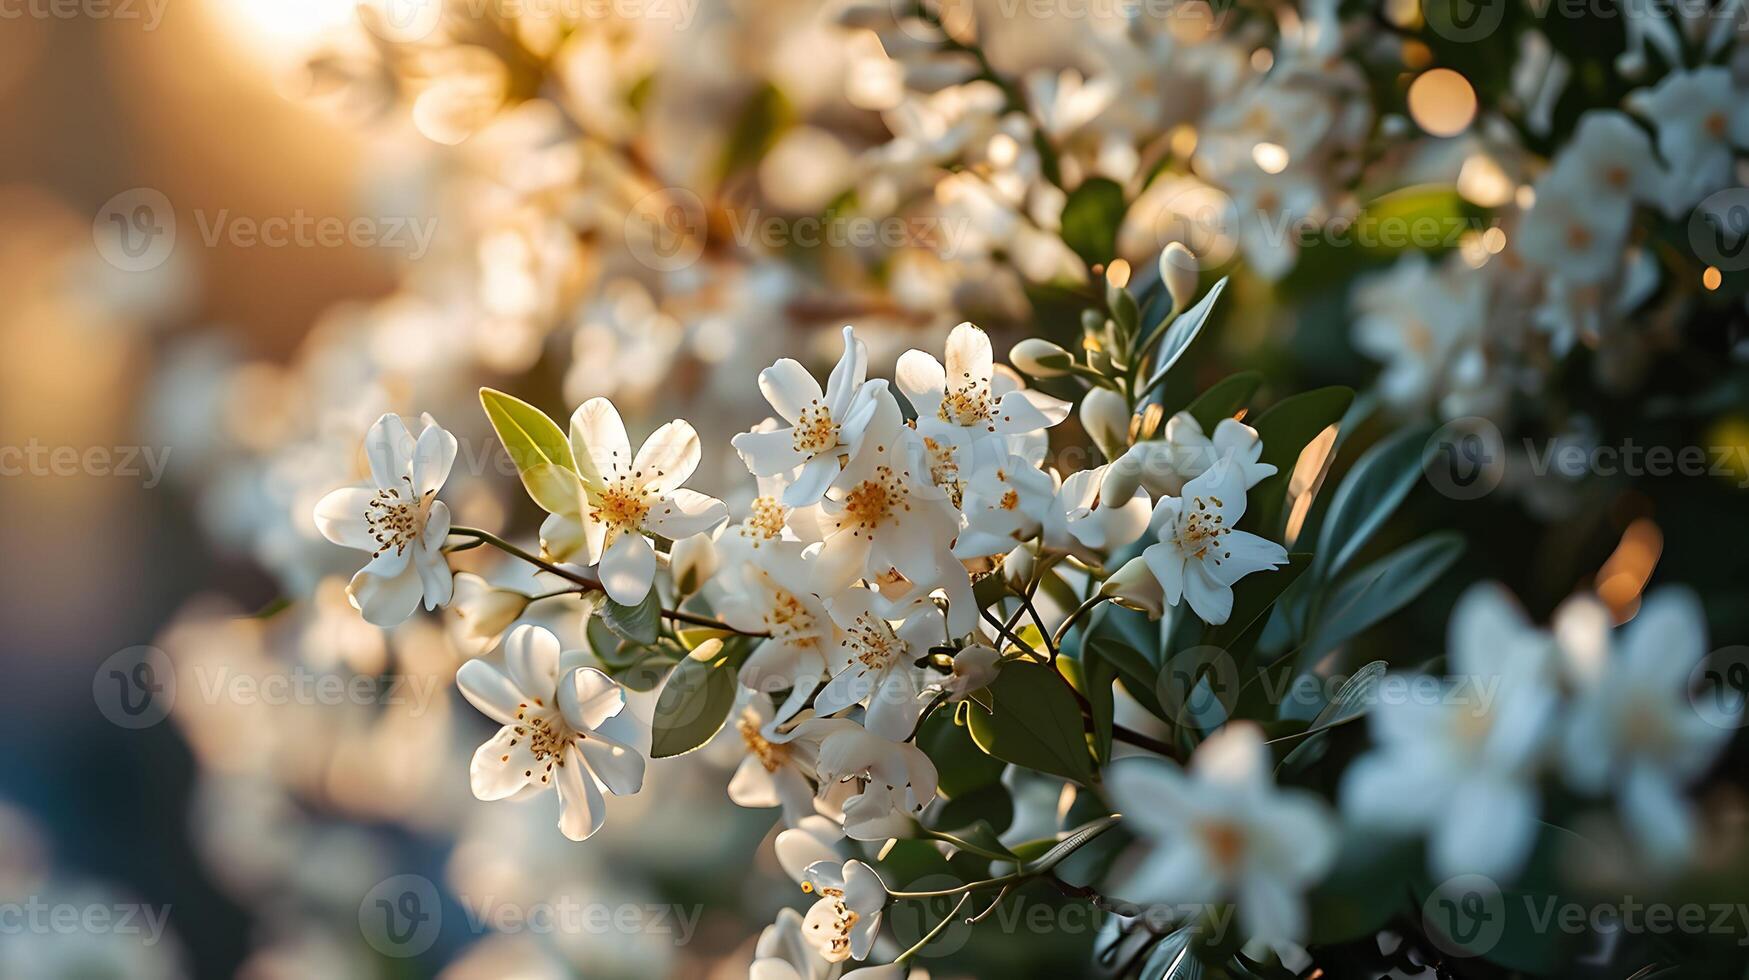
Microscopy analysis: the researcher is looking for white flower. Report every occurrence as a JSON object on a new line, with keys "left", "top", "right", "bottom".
{"left": 1625, "top": 66, "right": 1749, "bottom": 212}
{"left": 952, "top": 453, "right": 1056, "bottom": 559}
{"left": 815, "top": 592, "right": 941, "bottom": 741}
{"left": 1100, "top": 555, "right": 1165, "bottom": 619}
{"left": 720, "top": 559, "right": 836, "bottom": 725}
{"left": 540, "top": 397, "right": 728, "bottom": 604}
{"left": 1548, "top": 110, "right": 1666, "bottom": 208}
{"left": 728, "top": 694, "right": 823, "bottom": 827}
{"left": 668, "top": 532, "right": 717, "bottom": 596}
{"left": 1559, "top": 588, "right": 1734, "bottom": 864}
{"left": 895, "top": 321, "right": 1070, "bottom": 446}
{"left": 1078, "top": 387, "right": 1130, "bottom": 461}
{"left": 1106, "top": 411, "right": 1277, "bottom": 500}
{"left": 455, "top": 625, "right": 646, "bottom": 841}
{"left": 1141, "top": 457, "right": 1289, "bottom": 625}
{"left": 798, "top": 859, "right": 888, "bottom": 964}
{"left": 752, "top": 908, "right": 842, "bottom": 980}
{"left": 1042, "top": 465, "right": 1152, "bottom": 556}
{"left": 932, "top": 644, "right": 1000, "bottom": 700}
{"left": 1340, "top": 584, "right": 1559, "bottom": 880}
{"left": 732, "top": 326, "right": 892, "bottom": 508}
{"left": 1517, "top": 178, "right": 1632, "bottom": 285}
{"left": 803, "top": 718, "right": 939, "bottom": 841}
{"left": 1349, "top": 253, "right": 1488, "bottom": 411}
{"left": 313, "top": 413, "right": 457, "bottom": 627}
{"left": 1106, "top": 723, "right": 1337, "bottom": 950}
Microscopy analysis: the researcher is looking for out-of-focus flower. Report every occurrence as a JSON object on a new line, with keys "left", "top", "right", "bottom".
{"left": 313, "top": 413, "right": 457, "bottom": 626}
{"left": 456, "top": 625, "right": 646, "bottom": 841}
{"left": 1340, "top": 584, "right": 1560, "bottom": 880}
{"left": 1107, "top": 723, "right": 1337, "bottom": 950}
{"left": 1559, "top": 589, "right": 1736, "bottom": 864}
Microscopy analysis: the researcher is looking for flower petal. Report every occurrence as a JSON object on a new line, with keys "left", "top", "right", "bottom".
{"left": 894, "top": 349, "right": 947, "bottom": 416}
{"left": 569, "top": 397, "right": 633, "bottom": 485}
{"left": 504, "top": 624, "right": 563, "bottom": 700}
{"left": 559, "top": 666, "right": 626, "bottom": 732}
{"left": 470, "top": 726, "right": 538, "bottom": 801}
{"left": 364, "top": 413, "right": 414, "bottom": 488}
{"left": 944, "top": 321, "right": 993, "bottom": 388}
{"left": 313, "top": 486, "right": 377, "bottom": 551}
{"left": 759, "top": 359, "right": 825, "bottom": 425}
{"left": 633, "top": 419, "right": 701, "bottom": 493}
{"left": 347, "top": 559, "right": 425, "bottom": 627}
{"left": 578, "top": 729, "right": 646, "bottom": 795}
{"left": 733, "top": 425, "right": 810, "bottom": 478}
{"left": 554, "top": 744, "right": 608, "bottom": 841}
{"left": 411, "top": 421, "right": 458, "bottom": 496}
{"left": 456, "top": 659, "right": 525, "bottom": 726}
{"left": 598, "top": 531, "right": 656, "bottom": 605}
{"left": 644, "top": 488, "right": 728, "bottom": 539}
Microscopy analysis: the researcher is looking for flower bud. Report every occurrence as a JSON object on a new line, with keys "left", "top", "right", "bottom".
{"left": 1100, "top": 445, "right": 1147, "bottom": 504}
{"left": 1080, "top": 387, "right": 1131, "bottom": 461}
{"left": 1002, "top": 545, "right": 1035, "bottom": 591}
{"left": 452, "top": 572, "right": 530, "bottom": 643}
{"left": 670, "top": 532, "right": 719, "bottom": 597}
{"left": 1100, "top": 555, "right": 1164, "bottom": 619}
{"left": 1009, "top": 338, "right": 1073, "bottom": 378}
{"left": 1159, "top": 242, "right": 1200, "bottom": 315}
{"left": 945, "top": 645, "right": 1000, "bottom": 698}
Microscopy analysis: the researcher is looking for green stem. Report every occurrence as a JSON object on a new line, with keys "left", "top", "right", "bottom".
{"left": 1051, "top": 594, "right": 1111, "bottom": 648}
{"left": 893, "top": 892, "right": 973, "bottom": 965}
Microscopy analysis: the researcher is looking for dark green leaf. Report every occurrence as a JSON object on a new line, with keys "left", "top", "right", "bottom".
{"left": 1304, "top": 533, "right": 1463, "bottom": 659}
{"left": 1202, "top": 554, "right": 1310, "bottom": 656}
{"left": 917, "top": 711, "right": 1005, "bottom": 798}
{"left": 1312, "top": 425, "right": 1432, "bottom": 582}
{"left": 1060, "top": 177, "right": 1126, "bottom": 267}
{"left": 965, "top": 663, "right": 1097, "bottom": 786}
{"left": 1240, "top": 386, "right": 1354, "bottom": 539}
{"left": 1183, "top": 371, "right": 1263, "bottom": 432}
{"left": 1143, "top": 277, "right": 1227, "bottom": 392}
{"left": 1064, "top": 653, "right": 1116, "bottom": 766}
{"left": 649, "top": 640, "right": 739, "bottom": 758}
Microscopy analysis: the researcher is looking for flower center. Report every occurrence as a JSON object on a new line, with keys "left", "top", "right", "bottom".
{"left": 845, "top": 613, "right": 905, "bottom": 671}
{"left": 1705, "top": 111, "right": 1727, "bottom": 138}
{"left": 505, "top": 701, "right": 574, "bottom": 787}
{"left": 922, "top": 436, "right": 964, "bottom": 507}
{"left": 1566, "top": 223, "right": 1592, "bottom": 251}
{"left": 803, "top": 896, "right": 857, "bottom": 962}
{"left": 365, "top": 477, "right": 434, "bottom": 558}
{"left": 792, "top": 402, "right": 839, "bottom": 455}
{"left": 591, "top": 479, "right": 650, "bottom": 530}
{"left": 837, "top": 463, "right": 908, "bottom": 533}
{"left": 764, "top": 590, "right": 818, "bottom": 643}
{"left": 1177, "top": 495, "right": 1231, "bottom": 562}
{"left": 1199, "top": 820, "right": 1246, "bottom": 871}
{"left": 737, "top": 713, "right": 789, "bottom": 772}
{"left": 938, "top": 373, "right": 992, "bottom": 427}
{"left": 744, "top": 496, "right": 789, "bottom": 542}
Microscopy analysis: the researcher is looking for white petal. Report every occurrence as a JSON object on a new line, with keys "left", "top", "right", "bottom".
{"left": 456, "top": 659, "right": 526, "bottom": 726}
{"left": 1431, "top": 776, "right": 1538, "bottom": 880}
{"left": 1143, "top": 542, "right": 1186, "bottom": 607}
{"left": 599, "top": 531, "right": 656, "bottom": 605}
{"left": 411, "top": 422, "right": 458, "bottom": 496}
{"left": 347, "top": 559, "right": 425, "bottom": 627}
{"left": 782, "top": 455, "right": 841, "bottom": 508}
{"left": 1237, "top": 871, "right": 1306, "bottom": 948}
{"left": 1182, "top": 562, "right": 1234, "bottom": 625}
{"left": 894, "top": 349, "right": 947, "bottom": 414}
{"left": 363, "top": 413, "right": 415, "bottom": 488}
{"left": 760, "top": 359, "right": 826, "bottom": 425}
{"left": 644, "top": 488, "right": 729, "bottom": 539}
{"left": 415, "top": 549, "right": 453, "bottom": 609}
{"left": 729, "top": 754, "right": 782, "bottom": 808}
{"left": 734, "top": 425, "right": 810, "bottom": 477}
{"left": 578, "top": 729, "right": 646, "bottom": 795}
{"left": 1205, "top": 530, "right": 1288, "bottom": 587}
{"left": 1106, "top": 757, "right": 1193, "bottom": 837}
{"left": 825, "top": 326, "right": 869, "bottom": 419}
{"left": 313, "top": 486, "right": 377, "bottom": 551}
{"left": 569, "top": 397, "right": 633, "bottom": 484}
{"left": 504, "top": 624, "right": 563, "bottom": 700}
{"left": 633, "top": 419, "right": 701, "bottom": 493}
{"left": 554, "top": 745, "right": 609, "bottom": 841}
{"left": 470, "top": 727, "right": 538, "bottom": 801}
{"left": 991, "top": 389, "right": 1069, "bottom": 433}
{"left": 944, "top": 321, "right": 993, "bottom": 388}
{"left": 559, "top": 666, "right": 626, "bottom": 732}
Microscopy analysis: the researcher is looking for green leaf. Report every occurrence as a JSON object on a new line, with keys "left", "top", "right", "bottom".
{"left": 1202, "top": 554, "right": 1310, "bottom": 655}
{"left": 1278, "top": 660, "right": 1386, "bottom": 771}
{"left": 1304, "top": 532, "right": 1463, "bottom": 659}
{"left": 1060, "top": 177, "right": 1126, "bottom": 267}
{"left": 1065, "top": 653, "right": 1116, "bottom": 766}
{"left": 1138, "top": 926, "right": 1202, "bottom": 979}
{"left": 601, "top": 590, "right": 661, "bottom": 646}
{"left": 649, "top": 639, "right": 739, "bottom": 758}
{"left": 716, "top": 83, "right": 793, "bottom": 181}
{"left": 1143, "top": 276, "right": 1227, "bottom": 392}
{"left": 917, "top": 711, "right": 1005, "bottom": 799}
{"left": 1240, "top": 386, "right": 1354, "bottom": 539}
{"left": 1085, "top": 634, "right": 1168, "bottom": 721}
{"left": 480, "top": 388, "right": 577, "bottom": 509}
{"left": 931, "top": 821, "right": 1018, "bottom": 861}
{"left": 965, "top": 663, "right": 1097, "bottom": 786}
{"left": 1183, "top": 371, "right": 1263, "bottom": 432}
{"left": 1311, "top": 424, "right": 1432, "bottom": 582}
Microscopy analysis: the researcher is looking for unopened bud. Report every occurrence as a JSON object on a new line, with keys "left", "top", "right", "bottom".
{"left": 1009, "top": 338, "right": 1073, "bottom": 378}
{"left": 1159, "top": 242, "right": 1200, "bottom": 315}
{"left": 1002, "top": 545, "right": 1036, "bottom": 591}
{"left": 1100, "top": 446, "right": 1146, "bottom": 504}
{"left": 1100, "top": 555, "right": 1164, "bottom": 619}
{"left": 1080, "top": 387, "right": 1130, "bottom": 461}
{"left": 670, "top": 532, "right": 719, "bottom": 597}
{"left": 452, "top": 573, "right": 530, "bottom": 642}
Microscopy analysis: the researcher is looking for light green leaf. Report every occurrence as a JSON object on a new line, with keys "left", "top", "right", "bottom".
{"left": 965, "top": 663, "right": 1097, "bottom": 786}
{"left": 480, "top": 388, "right": 577, "bottom": 510}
